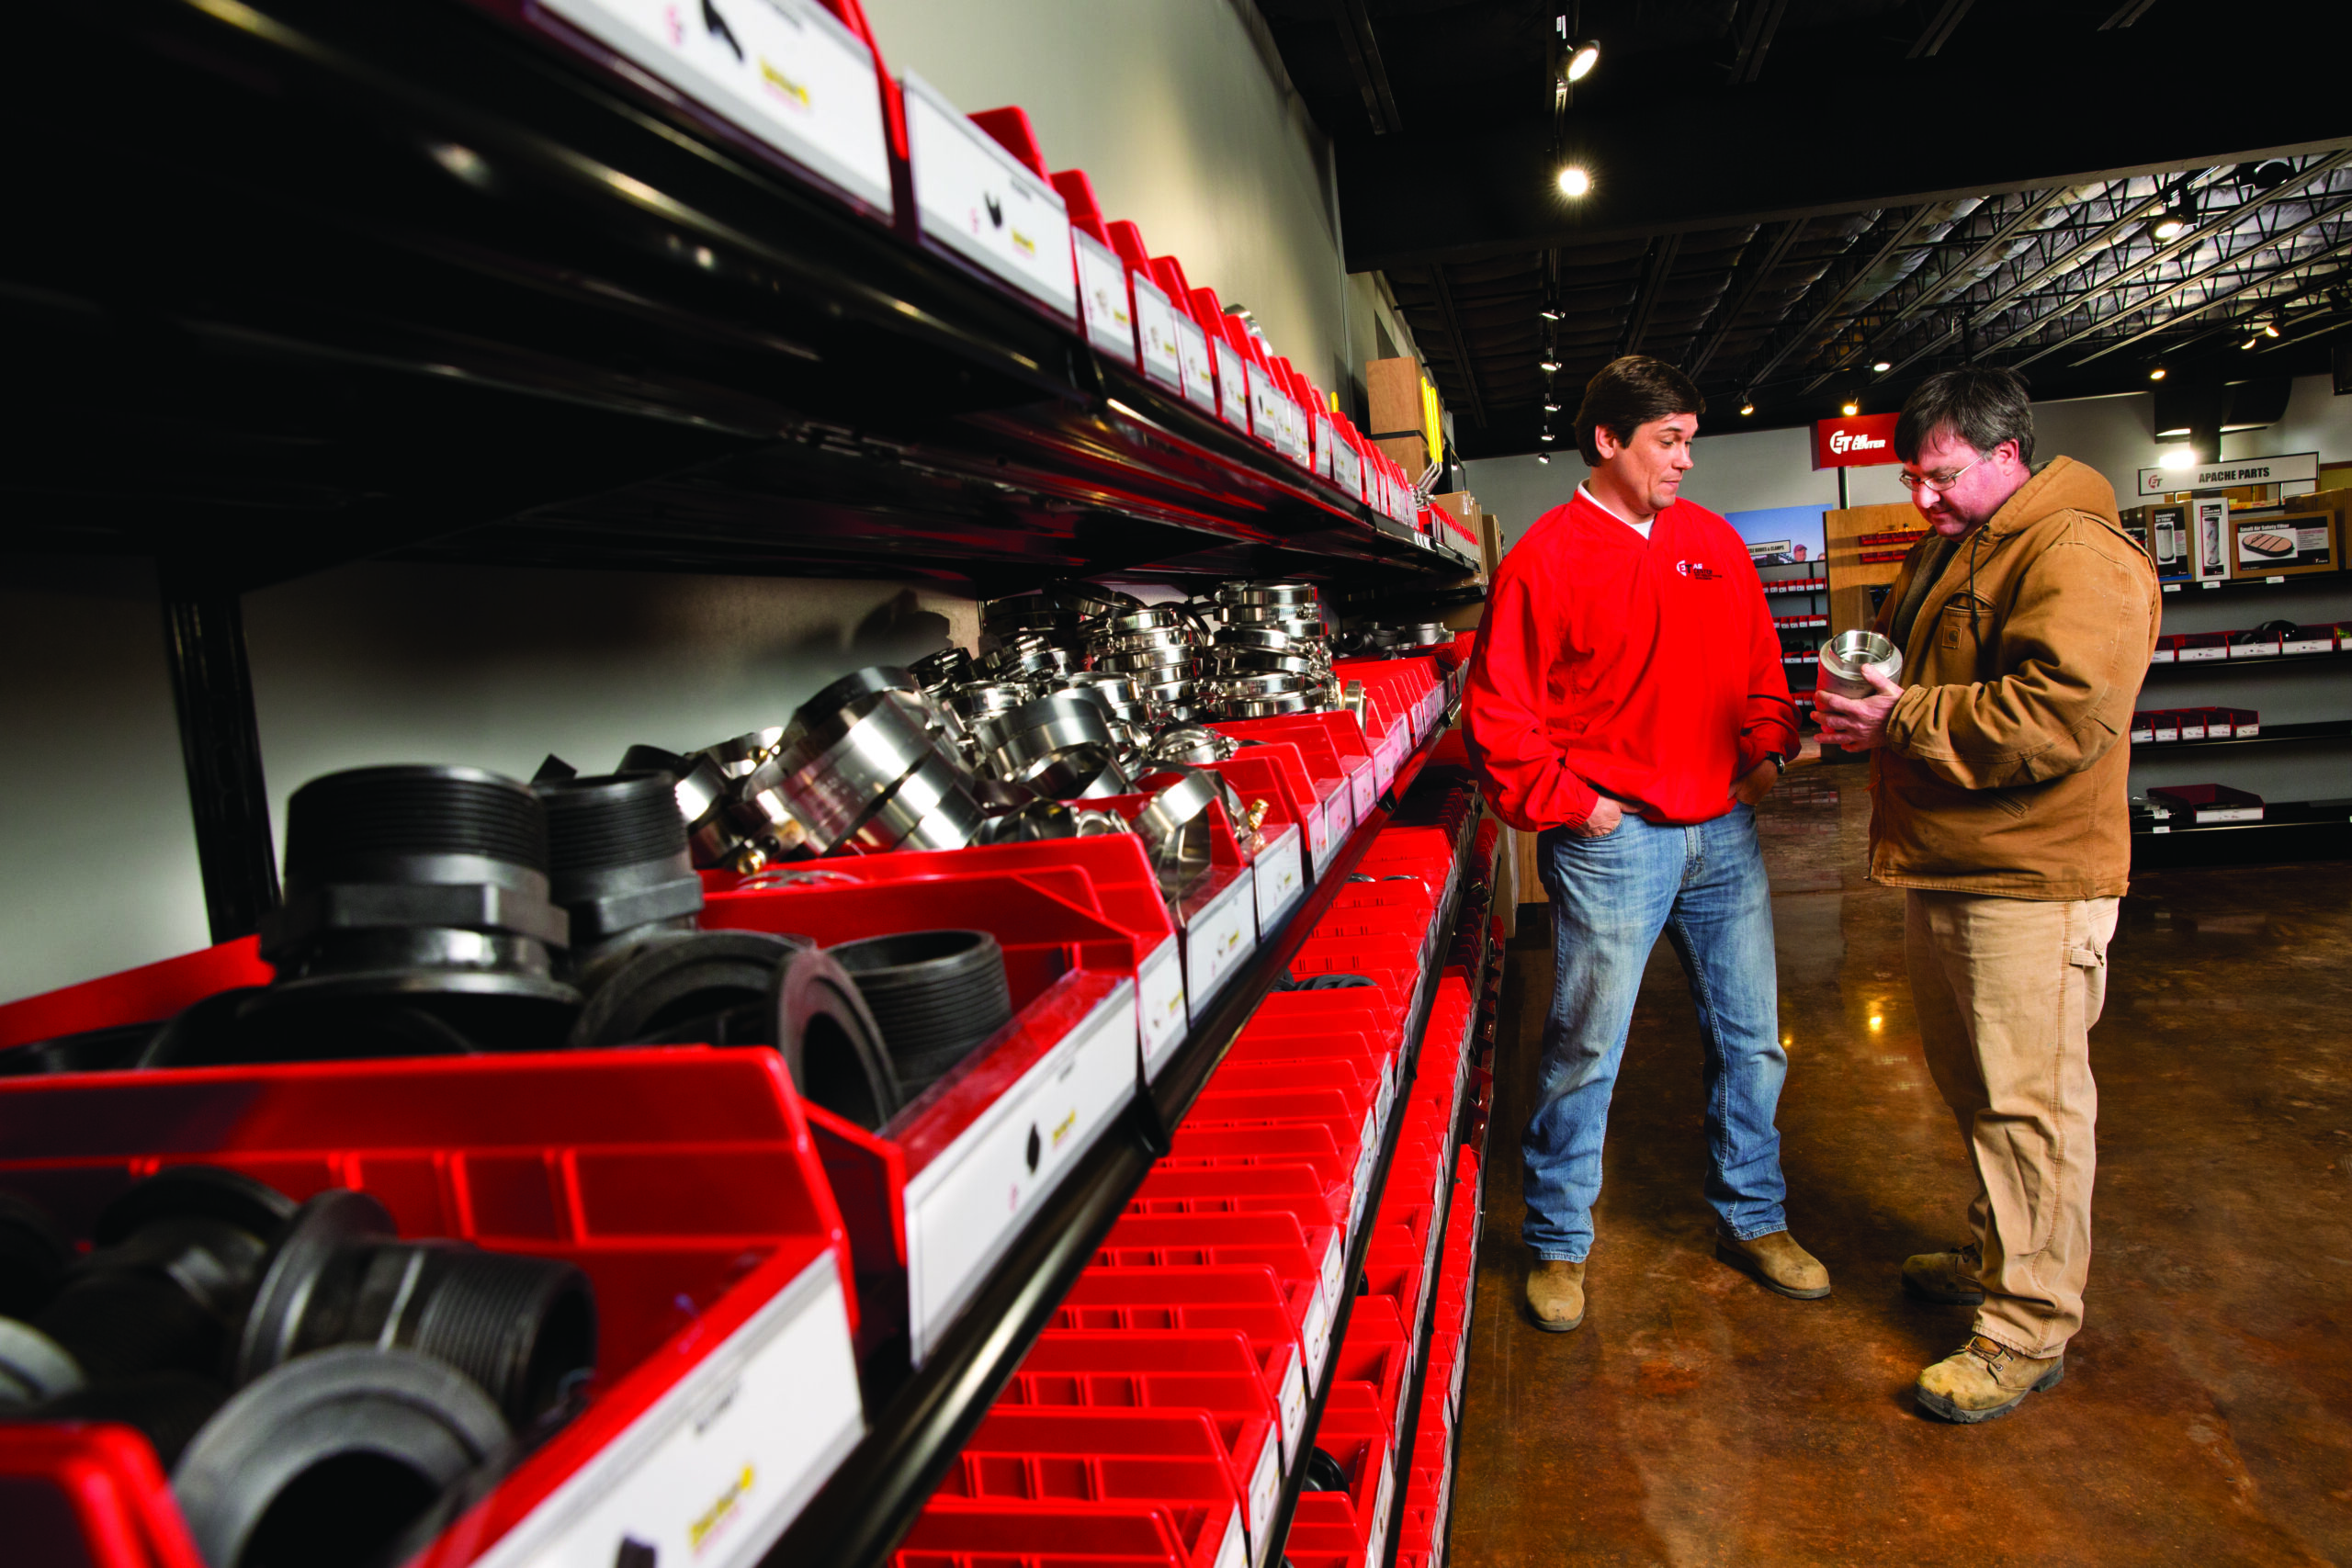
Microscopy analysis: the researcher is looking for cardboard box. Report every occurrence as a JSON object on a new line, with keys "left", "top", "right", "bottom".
{"left": 1374, "top": 433, "right": 1430, "bottom": 481}
{"left": 2277, "top": 494, "right": 2348, "bottom": 575}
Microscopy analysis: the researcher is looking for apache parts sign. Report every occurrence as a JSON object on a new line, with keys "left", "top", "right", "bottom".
{"left": 2133, "top": 451, "right": 2318, "bottom": 498}
{"left": 1813, "top": 412, "right": 1902, "bottom": 469}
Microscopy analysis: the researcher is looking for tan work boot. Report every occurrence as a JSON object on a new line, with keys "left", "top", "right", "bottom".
{"left": 1902, "top": 1242, "right": 1986, "bottom": 1304}
{"left": 1916, "top": 1334, "right": 2064, "bottom": 1423}
{"left": 1713, "top": 1228, "right": 1831, "bottom": 1299}
{"left": 1525, "top": 1259, "right": 1586, "bottom": 1332}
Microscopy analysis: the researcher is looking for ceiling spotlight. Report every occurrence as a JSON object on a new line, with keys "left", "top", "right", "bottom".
{"left": 1841, "top": 400, "right": 1860, "bottom": 417}
{"left": 1566, "top": 39, "right": 1600, "bottom": 82}
{"left": 2160, "top": 446, "right": 2196, "bottom": 470}
{"left": 1740, "top": 400, "right": 1756, "bottom": 416}
{"left": 1871, "top": 360, "right": 1892, "bottom": 373}
{"left": 1540, "top": 355, "right": 1562, "bottom": 374}
{"left": 1539, "top": 303, "right": 1565, "bottom": 321}
{"left": 1539, "top": 429, "right": 1555, "bottom": 443}
{"left": 2263, "top": 317, "right": 2282, "bottom": 338}
{"left": 2151, "top": 183, "right": 2197, "bottom": 242}
{"left": 1556, "top": 165, "right": 1591, "bottom": 198}
{"left": 1543, "top": 398, "right": 1561, "bottom": 412}
{"left": 2148, "top": 366, "right": 2166, "bottom": 380}
{"left": 1536, "top": 452, "right": 1553, "bottom": 465}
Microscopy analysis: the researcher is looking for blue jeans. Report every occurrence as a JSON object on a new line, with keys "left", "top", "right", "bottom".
{"left": 1524, "top": 804, "right": 1789, "bottom": 1262}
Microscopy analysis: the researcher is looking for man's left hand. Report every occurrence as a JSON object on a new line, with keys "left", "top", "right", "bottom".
{"left": 1812, "top": 664, "right": 1905, "bottom": 750}
{"left": 1730, "top": 756, "right": 1781, "bottom": 807}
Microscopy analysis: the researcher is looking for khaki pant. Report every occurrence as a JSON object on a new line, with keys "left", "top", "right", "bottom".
{"left": 1905, "top": 889, "right": 2119, "bottom": 1358}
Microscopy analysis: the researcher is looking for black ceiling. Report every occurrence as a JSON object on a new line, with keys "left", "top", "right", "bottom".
{"left": 1257, "top": 0, "right": 2352, "bottom": 456}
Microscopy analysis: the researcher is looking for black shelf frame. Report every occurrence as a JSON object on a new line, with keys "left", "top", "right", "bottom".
{"left": 2133, "top": 797, "right": 2352, "bottom": 868}
{"left": 763, "top": 710, "right": 1465, "bottom": 1568}
{"left": 2132, "top": 718, "right": 2352, "bottom": 752}
{"left": 2158, "top": 570, "right": 2350, "bottom": 598}
{"left": 6, "top": 0, "right": 1476, "bottom": 596}
{"left": 2144, "top": 649, "right": 2352, "bottom": 677}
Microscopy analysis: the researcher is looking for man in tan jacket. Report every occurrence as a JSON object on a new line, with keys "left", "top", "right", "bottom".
{"left": 1814, "top": 367, "right": 2156, "bottom": 1424}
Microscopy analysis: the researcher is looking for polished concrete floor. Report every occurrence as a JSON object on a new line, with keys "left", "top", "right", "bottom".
{"left": 1452, "top": 775, "right": 2352, "bottom": 1567}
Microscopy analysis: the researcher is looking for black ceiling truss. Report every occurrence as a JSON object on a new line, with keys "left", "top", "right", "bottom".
{"left": 1252, "top": 0, "right": 2352, "bottom": 454}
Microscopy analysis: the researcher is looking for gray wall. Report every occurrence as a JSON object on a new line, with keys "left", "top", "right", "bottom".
{"left": 0, "top": 561, "right": 212, "bottom": 1003}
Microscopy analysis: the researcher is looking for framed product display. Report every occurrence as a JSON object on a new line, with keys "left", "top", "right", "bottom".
{"left": 2190, "top": 497, "right": 2232, "bottom": 583}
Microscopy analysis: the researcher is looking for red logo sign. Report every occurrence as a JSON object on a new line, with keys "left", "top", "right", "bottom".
{"left": 1813, "top": 412, "right": 1902, "bottom": 469}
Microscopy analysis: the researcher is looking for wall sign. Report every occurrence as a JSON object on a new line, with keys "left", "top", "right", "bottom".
{"left": 1812, "top": 412, "right": 1902, "bottom": 468}
{"left": 2134, "top": 450, "right": 2318, "bottom": 498}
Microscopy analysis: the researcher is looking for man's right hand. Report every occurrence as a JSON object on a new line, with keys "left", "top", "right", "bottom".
{"left": 1568, "top": 796, "right": 1623, "bottom": 838}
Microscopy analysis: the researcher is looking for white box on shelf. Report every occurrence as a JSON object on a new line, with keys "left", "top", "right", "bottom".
{"left": 1128, "top": 272, "right": 1185, "bottom": 393}
{"left": 1071, "top": 229, "right": 1136, "bottom": 365}
{"left": 1176, "top": 316, "right": 1219, "bottom": 414}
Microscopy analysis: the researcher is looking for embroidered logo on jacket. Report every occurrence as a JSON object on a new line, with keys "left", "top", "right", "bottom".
{"left": 1675, "top": 560, "right": 1718, "bottom": 579}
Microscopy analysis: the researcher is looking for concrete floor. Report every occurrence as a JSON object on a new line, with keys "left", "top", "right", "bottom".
{"left": 1452, "top": 774, "right": 2352, "bottom": 1567}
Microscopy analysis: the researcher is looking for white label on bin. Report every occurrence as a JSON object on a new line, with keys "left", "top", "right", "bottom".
{"left": 1368, "top": 1438, "right": 1396, "bottom": 1568}
{"left": 469, "top": 1253, "right": 862, "bottom": 1568}
{"left": 1131, "top": 273, "right": 1184, "bottom": 393}
{"left": 1322, "top": 780, "right": 1354, "bottom": 845}
{"left": 1303, "top": 795, "right": 1332, "bottom": 873}
{"left": 1276, "top": 1345, "right": 1306, "bottom": 1463}
{"left": 1333, "top": 435, "right": 1363, "bottom": 499}
{"left": 1072, "top": 228, "right": 1136, "bottom": 364}
{"left": 1214, "top": 1506, "right": 1248, "bottom": 1568}
{"left": 1176, "top": 315, "right": 1219, "bottom": 413}
{"left": 1246, "top": 361, "right": 1282, "bottom": 446}
{"left": 903, "top": 984, "right": 1139, "bottom": 1361}
{"left": 1319, "top": 1231, "right": 1345, "bottom": 1310}
{"left": 905, "top": 73, "right": 1075, "bottom": 319}
{"left": 1137, "top": 934, "right": 1188, "bottom": 1078}
{"left": 540, "top": 0, "right": 893, "bottom": 215}
{"left": 1302, "top": 1278, "right": 1330, "bottom": 1386}
{"left": 1213, "top": 336, "right": 1250, "bottom": 430}
{"left": 1350, "top": 762, "right": 1377, "bottom": 824}
{"left": 1373, "top": 735, "right": 1397, "bottom": 796}
{"left": 1247, "top": 1434, "right": 1281, "bottom": 1564}
{"left": 1184, "top": 869, "right": 1258, "bottom": 1020}
{"left": 1253, "top": 824, "right": 1304, "bottom": 933}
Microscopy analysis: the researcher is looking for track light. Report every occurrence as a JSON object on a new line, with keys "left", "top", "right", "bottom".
{"left": 1540, "top": 355, "right": 1562, "bottom": 374}
{"left": 1540, "top": 303, "right": 1565, "bottom": 321}
{"left": 2152, "top": 184, "right": 2197, "bottom": 242}
{"left": 1740, "top": 400, "right": 1756, "bottom": 416}
{"left": 1871, "top": 360, "right": 1892, "bottom": 373}
{"left": 2160, "top": 447, "right": 2196, "bottom": 470}
{"left": 1543, "top": 399, "right": 1560, "bottom": 413}
{"left": 1539, "top": 430, "right": 1555, "bottom": 443}
{"left": 2148, "top": 367, "right": 2166, "bottom": 381}
{"left": 1537, "top": 452, "right": 1552, "bottom": 465}
{"left": 2263, "top": 317, "right": 2281, "bottom": 338}
{"left": 2240, "top": 159, "right": 2293, "bottom": 192}
{"left": 1556, "top": 166, "right": 1591, "bottom": 198}
{"left": 1566, "top": 39, "right": 1600, "bottom": 81}
{"left": 1841, "top": 400, "right": 1859, "bottom": 417}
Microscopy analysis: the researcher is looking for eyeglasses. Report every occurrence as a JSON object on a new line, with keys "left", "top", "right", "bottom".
{"left": 1896, "top": 455, "right": 1984, "bottom": 495}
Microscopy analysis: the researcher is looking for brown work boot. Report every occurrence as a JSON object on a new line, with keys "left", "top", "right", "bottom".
{"left": 1902, "top": 1242, "right": 1986, "bottom": 1304}
{"left": 1713, "top": 1228, "right": 1831, "bottom": 1299}
{"left": 1916, "top": 1334, "right": 2064, "bottom": 1423}
{"left": 1525, "top": 1259, "right": 1586, "bottom": 1332}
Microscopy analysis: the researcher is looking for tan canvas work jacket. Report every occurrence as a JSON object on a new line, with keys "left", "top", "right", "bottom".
{"left": 1865, "top": 456, "right": 2160, "bottom": 899}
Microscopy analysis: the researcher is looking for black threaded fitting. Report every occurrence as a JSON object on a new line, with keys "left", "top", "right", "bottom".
{"left": 284, "top": 766, "right": 548, "bottom": 889}
{"left": 538, "top": 773, "right": 688, "bottom": 880}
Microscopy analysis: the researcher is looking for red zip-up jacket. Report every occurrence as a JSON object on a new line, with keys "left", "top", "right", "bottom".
{"left": 1464, "top": 489, "right": 1798, "bottom": 831}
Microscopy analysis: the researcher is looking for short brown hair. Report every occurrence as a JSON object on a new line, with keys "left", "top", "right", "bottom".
{"left": 1895, "top": 367, "right": 2036, "bottom": 466}
{"left": 1573, "top": 355, "right": 1705, "bottom": 465}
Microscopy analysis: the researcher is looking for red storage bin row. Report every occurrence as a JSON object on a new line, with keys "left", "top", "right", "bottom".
{"left": 0, "top": 1048, "right": 864, "bottom": 1568}
{"left": 911, "top": 781, "right": 1482, "bottom": 1568}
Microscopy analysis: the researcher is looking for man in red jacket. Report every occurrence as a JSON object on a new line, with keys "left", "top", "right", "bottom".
{"left": 1464, "top": 355, "right": 1824, "bottom": 1334}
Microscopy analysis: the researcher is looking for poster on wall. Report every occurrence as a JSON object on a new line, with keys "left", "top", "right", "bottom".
{"left": 1724, "top": 505, "right": 1827, "bottom": 567}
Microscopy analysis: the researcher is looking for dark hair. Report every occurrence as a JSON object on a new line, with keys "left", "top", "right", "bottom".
{"left": 1894, "top": 367, "right": 2036, "bottom": 467}
{"left": 1573, "top": 355, "right": 1704, "bottom": 465}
